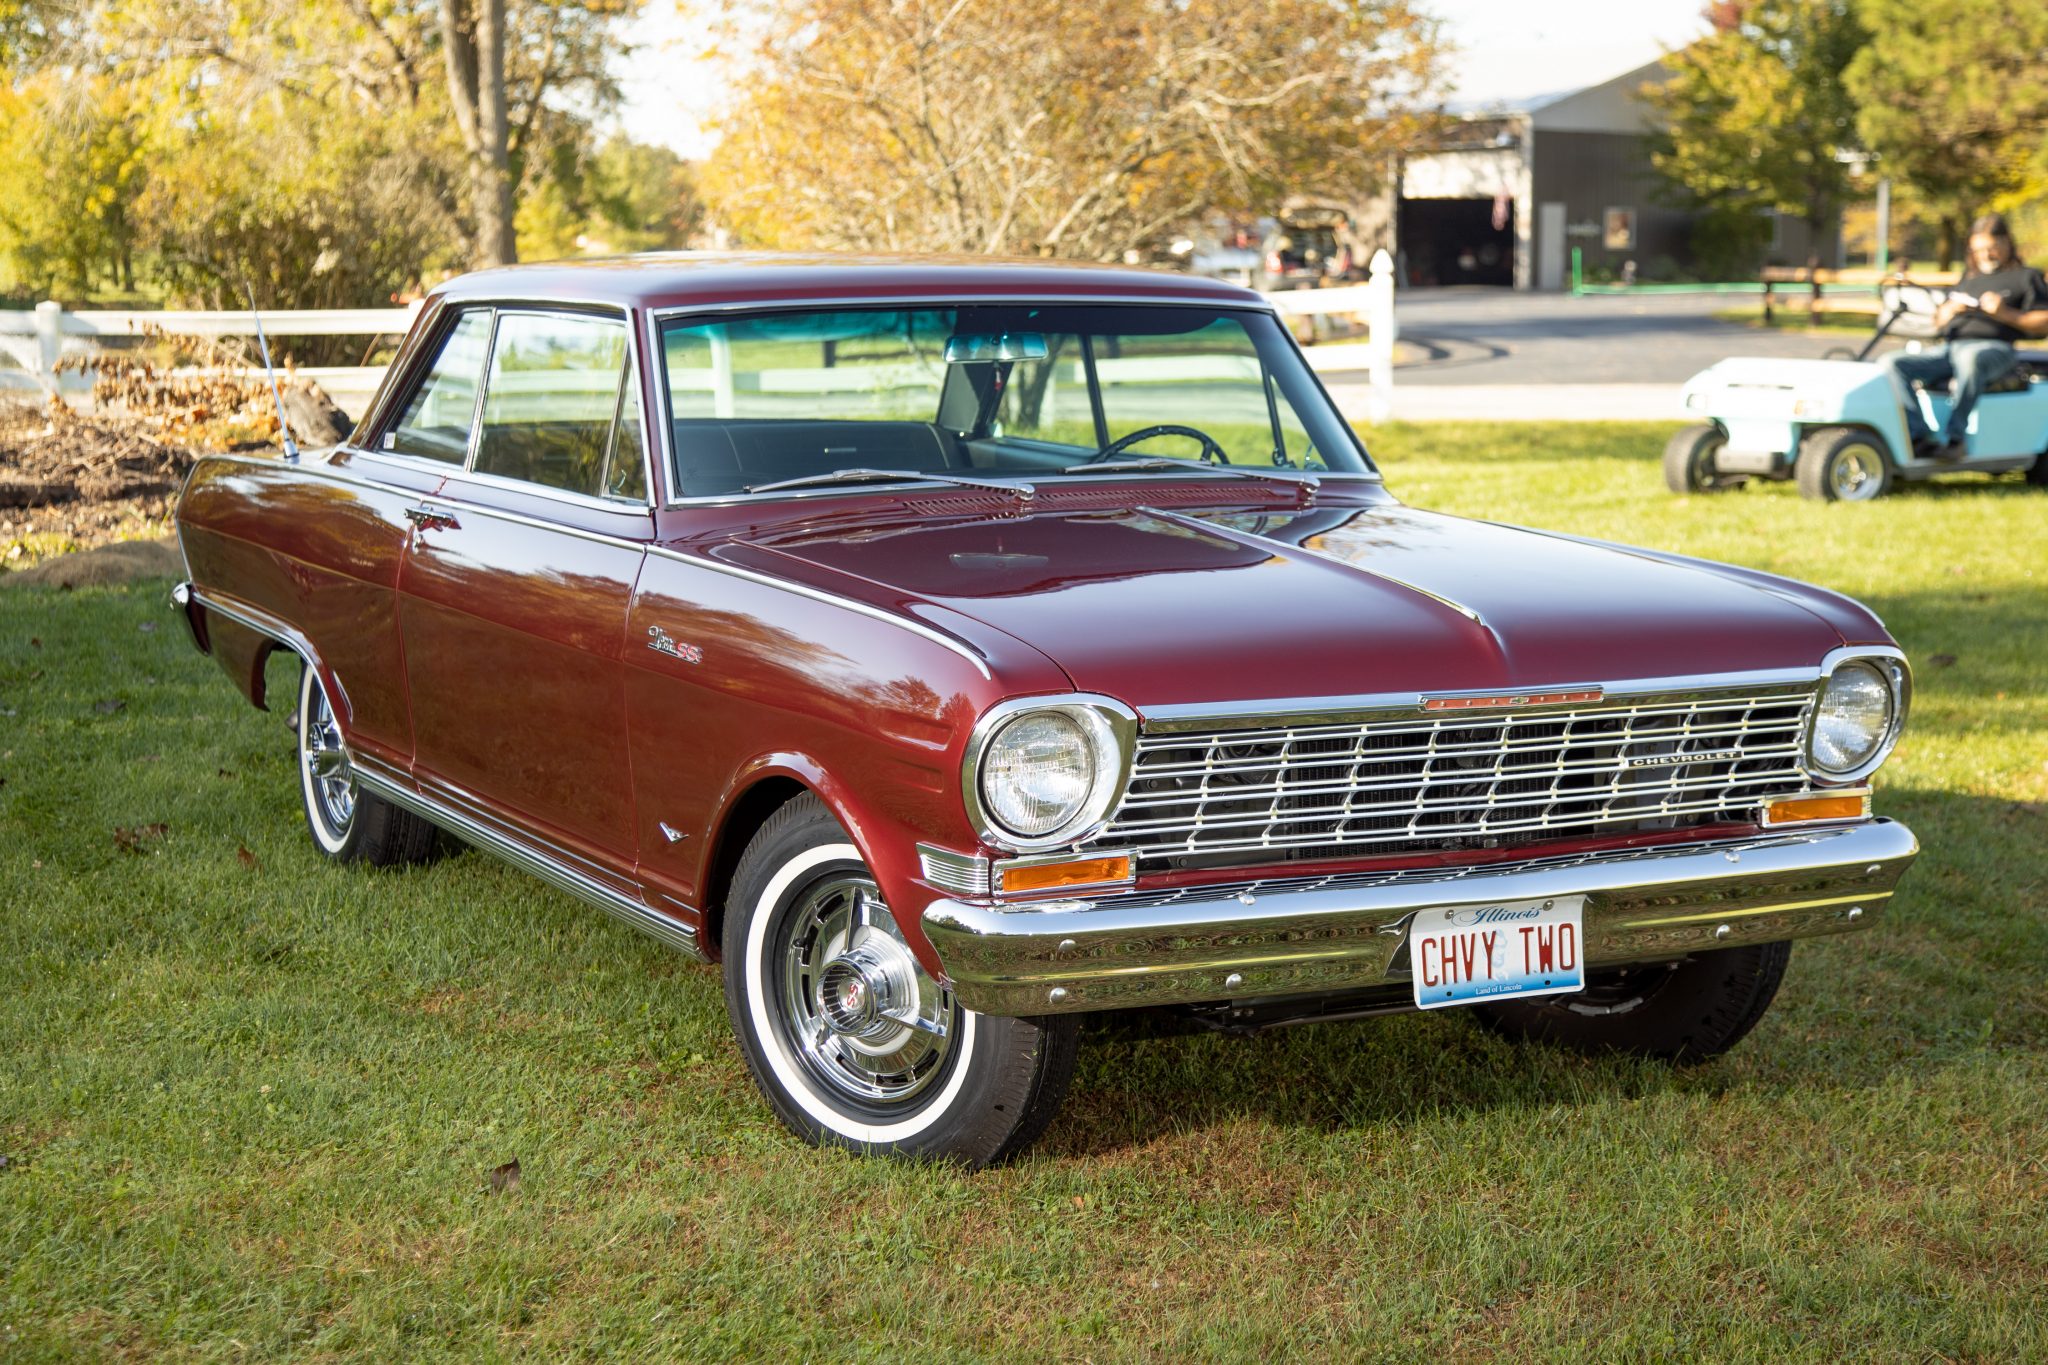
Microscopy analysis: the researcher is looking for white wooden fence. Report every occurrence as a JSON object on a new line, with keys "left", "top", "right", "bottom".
{"left": 0, "top": 251, "right": 1400, "bottom": 422}
{"left": 0, "top": 303, "right": 419, "bottom": 415}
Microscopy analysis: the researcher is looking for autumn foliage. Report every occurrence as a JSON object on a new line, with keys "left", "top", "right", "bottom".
{"left": 701, "top": 0, "right": 1448, "bottom": 260}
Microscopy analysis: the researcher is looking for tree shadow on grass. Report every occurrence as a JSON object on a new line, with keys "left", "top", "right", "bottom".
{"left": 1036, "top": 787, "right": 2048, "bottom": 1159}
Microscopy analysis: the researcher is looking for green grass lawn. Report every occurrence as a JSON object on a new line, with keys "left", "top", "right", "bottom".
{"left": 1711, "top": 303, "right": 1891, "bottom": 337}
{"left": 3, "top": 422, "right": 2046, "bottom": 1360}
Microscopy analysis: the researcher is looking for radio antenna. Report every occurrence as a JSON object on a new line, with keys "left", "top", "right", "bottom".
{"left": 242, "top": 282, "right": 300, "bottom": 463}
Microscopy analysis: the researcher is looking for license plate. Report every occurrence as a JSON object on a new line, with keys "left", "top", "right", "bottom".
{"left": 1409, "top": 895, "right": 1586, "bottom": 1010}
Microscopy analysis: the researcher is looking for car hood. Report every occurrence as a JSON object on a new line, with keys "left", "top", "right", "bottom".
{"left": 722, "top": 500, "right": 1871, "bottom": 710}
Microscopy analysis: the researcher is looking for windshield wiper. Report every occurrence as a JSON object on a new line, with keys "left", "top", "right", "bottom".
{"left": 743, "top": 467, "right": 1034, "bottom": 500}
{"left": 1056, "top": 459, "right": 1319, "bottom": 495}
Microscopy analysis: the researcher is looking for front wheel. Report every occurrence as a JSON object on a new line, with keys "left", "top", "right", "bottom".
{"left": 1472, "top": 941, "right": 1791, "bottom": 1063}
{"left": 1797, "top": 427, "right": 1893, "bottom": 501}
{"left": 723, "top": 795, "right": 1078, "bottom": 1165}
{"left": 1662, "top": 423, "right": 1734, "bottom": 493}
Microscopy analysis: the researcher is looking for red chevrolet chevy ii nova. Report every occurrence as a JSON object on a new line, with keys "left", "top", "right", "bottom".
{"left": 172, "top": 257, "right": 1918, "bottom": 1163}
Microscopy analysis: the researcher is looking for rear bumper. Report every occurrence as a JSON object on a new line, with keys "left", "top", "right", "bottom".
{"left": 169, "top": 581, "right": 208, "bottom": 654}
{"left": 922, "top": 820, "right": 1918, "bottom": 1016}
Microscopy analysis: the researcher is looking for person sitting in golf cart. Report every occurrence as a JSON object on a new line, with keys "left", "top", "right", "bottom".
{"left": 1881, "top": 213, "right": 2048, "bottom": 459}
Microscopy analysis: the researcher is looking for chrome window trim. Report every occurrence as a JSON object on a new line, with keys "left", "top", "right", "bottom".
{"left": 1135, "top": 668, "right": 1826, "bottom": 734}
{"left": 427, "top": 463, "right": 661, "bottom": 521}
{"left": 1805, "top": 645, "right": 1911, "bottom": 784}
{"left": 649, "top": 296, "right": 1384, "bottom": 508}
{"left": 960, "top": 694, "right": 1139, "bottom": 852}
{"left": 370, "top": 304, "right": 494, "bottom": 471}
{"left": 369, "top": 300, "right": 657, "bottom": 510}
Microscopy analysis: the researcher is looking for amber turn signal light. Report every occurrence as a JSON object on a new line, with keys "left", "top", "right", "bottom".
{"left": 1764, "top": 792, "right": 1870, "bottom": 826}
{"left": 998, "top": 854, "right": 1133, "bottom": 894}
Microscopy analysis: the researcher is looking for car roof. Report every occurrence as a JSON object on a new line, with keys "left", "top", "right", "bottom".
{"left": 430, "top": 252, "right": 1270, "bottom": 313}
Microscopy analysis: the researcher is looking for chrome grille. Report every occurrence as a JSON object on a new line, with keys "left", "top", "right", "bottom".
{"left": 1088, "top": 689, "right": 1816, "bottom": 869}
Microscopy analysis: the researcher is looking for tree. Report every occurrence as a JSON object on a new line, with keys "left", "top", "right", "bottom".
{"left": 1846, "top": 0, "right": 2048, "bottom": 266}
{"left": 1642, "top": 0, "right": 1868, "bottom": 264}
{"left": 517, "top": 135, "right": 703, "bottom": 259}
{"left": 0, "top": 72, "right": 149, "bottom": 298}
{"left": 6, "top": 0, "right": 642, "bottom": 282}
{"left": 438, "top": 0, "right": 640, "bottom": 266}
{"left": 699, "top": 0, "right": 1447, "bottom": 260}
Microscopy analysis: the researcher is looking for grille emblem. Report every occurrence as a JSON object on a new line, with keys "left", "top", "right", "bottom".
{"left": 1624, "top": 749, "right": 1744, "bottom": 769}
{"left": 1422, "top": 688, "right": 1602, "bottom": 711}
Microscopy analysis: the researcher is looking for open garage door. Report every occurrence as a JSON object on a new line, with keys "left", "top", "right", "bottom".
{"left": 1398, "top": 198, "right": 1514, "bottom": 287}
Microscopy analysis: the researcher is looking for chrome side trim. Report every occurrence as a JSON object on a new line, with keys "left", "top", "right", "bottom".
{"left": 922, "top": 818, "right": 1919, "bottom": 1015}
{"left": 411, "top": 490, "right": 651, "bottom": 551}
{"left": 184, "top": 584, "right": 315, "bottom": 665}
{"left": 649, "top": 546, "right": 994, "bottom": 680}
{"left": 351, "top": 758, "right": 705, "bottom": 959}
{"left": 179, "top": 458, "right": 993, "bottom": 680}
{"left": 917, "top": 844, "right": 992, "bottom": 897}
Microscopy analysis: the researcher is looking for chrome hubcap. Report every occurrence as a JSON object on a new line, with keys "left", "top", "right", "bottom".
{"left": 1832, "top": 446, "right": 1882, "bottom": 499}
{"left": 301, "top": 677, "right": 356, "bottom": 833}
{"left": 778, "top": 875, "right": 955, "bottom": 1106}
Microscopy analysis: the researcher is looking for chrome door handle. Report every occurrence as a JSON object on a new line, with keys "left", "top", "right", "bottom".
{"left": 404, "top": 505, "right": 460, "bottom": 532}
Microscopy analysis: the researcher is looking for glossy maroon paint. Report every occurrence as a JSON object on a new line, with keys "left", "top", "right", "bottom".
{"left": 739, "top": 496, "right": 1880, "bottom": 709}
{"left": 177, "top": 256, "right": 1904, "bottom": 980}
{"left": 397, "top": 464, "right": 652, "bottom": 882}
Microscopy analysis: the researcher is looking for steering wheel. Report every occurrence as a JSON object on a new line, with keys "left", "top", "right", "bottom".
{"left": 1085, "top": 423, "right": 1232, "bottom": 465}
{"left": 1878, "top": 276, "right": 1956, "bottom": 321}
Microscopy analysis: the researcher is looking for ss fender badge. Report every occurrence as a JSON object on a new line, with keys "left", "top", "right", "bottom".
{"left": 1422, "top": 688, "right": 1602, "bottom": 711}
{"left": 647, "top": 625, "right": 703, "bottom": 664}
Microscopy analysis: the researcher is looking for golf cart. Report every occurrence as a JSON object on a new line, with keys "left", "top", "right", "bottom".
{"left": 1666, "top": 277, "right": 2048, "bottom": 501}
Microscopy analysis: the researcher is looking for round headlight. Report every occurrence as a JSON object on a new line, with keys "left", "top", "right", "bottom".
{"left": 981, "top": 711, "right": 1097, "bottom": 837}
{"left": 1811, "top": 661, "right": 1895, "bottom": 775}
{"left": 968, "top": 701, "right": 1132, "bottom": 847}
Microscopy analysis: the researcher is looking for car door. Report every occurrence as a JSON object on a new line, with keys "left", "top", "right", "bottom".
{"left": 394, "top": 306, "right": 655, "bottom": 886}
{"left": 253, "top": 305, "right": 491, "bottom": 771}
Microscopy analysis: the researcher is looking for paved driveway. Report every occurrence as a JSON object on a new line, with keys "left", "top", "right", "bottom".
{"left": 1385, "top": 288, "right": 1900, "bottom": 386}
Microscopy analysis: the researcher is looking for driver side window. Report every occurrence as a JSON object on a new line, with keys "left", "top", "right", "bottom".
{"left": 383, "top": 310, "right": 493, "bottom": 463}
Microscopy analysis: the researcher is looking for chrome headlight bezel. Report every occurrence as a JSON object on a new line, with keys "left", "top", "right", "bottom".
{"left": 1805, "top": 647, "right": 1910, "bottom": 784}
{"left": 962, "top": 695, "right": 1137, "bottom": 852}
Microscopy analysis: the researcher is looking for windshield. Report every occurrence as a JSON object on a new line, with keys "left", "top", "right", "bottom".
{"left": 659, "top": 304, "right": 1372, "bottom": 498}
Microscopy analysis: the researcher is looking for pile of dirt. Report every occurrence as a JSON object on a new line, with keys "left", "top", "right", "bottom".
{"left": 3, "top": 329, "right": 355, "bottom": 572}
{"left": 0, "top": 536, "right": 183, "bottom": 588}
{"left": 0, "top": 398, "right": 198, "bottom": 562}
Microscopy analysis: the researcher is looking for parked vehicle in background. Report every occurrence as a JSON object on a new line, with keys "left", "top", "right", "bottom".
{"left": 1670, "top": 277, "right": 2048, "bottom": 500}
{"left": 174, "top": 256, "right": 1919, "bottom": 1165}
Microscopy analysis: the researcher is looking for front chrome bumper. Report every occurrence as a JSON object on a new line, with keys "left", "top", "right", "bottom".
{"left": 922, "top": 820, "right": 1918, "bottom": 1016}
